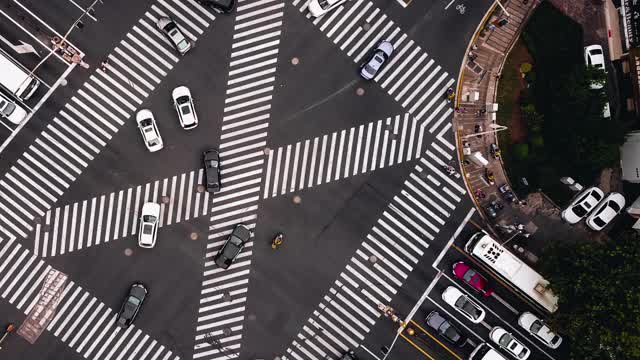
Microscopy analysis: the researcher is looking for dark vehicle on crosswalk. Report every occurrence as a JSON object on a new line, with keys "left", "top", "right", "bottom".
{"left": 203, "top": 149, "right": 221, "bottom": 193}
{"left": 117, "top": 283, "right": 148, "bottom": 328}
{"left": 156, "top": 17, "right": 192, "bottom": 55}
{"left": 197, "top": 0, "right": 236, "bottom": 13}
{"left": 339, "top": 350, "right": 357, "bottom": 360}
{"left": 425, "top": 311, "right": 467, "bottom": 347}
{"left": 214, "top": 224, "right": 252, "bottom": 269}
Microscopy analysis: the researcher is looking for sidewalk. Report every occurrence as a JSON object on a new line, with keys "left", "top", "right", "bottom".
{"left": 453, "top": 0, "right": 593, "bottom": 261}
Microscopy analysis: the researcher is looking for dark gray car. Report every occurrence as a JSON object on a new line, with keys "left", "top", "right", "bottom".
{"left": 203, "top": 149, "right": 221, "bottom": 193}
{"left": 425, "top": 310, "right": 466, "bottom": 347}
{"left": 360, "top": 41, "right": 393, "bottom": 80}
{"left": 117, "top": 283, "right": 148, "bottom": 328}
{"left": 214, "top": 224, "right": 252, "bottom": 269}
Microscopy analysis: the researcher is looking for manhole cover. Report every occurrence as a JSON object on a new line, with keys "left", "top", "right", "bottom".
{"left": 363, "top": 23, "right": 371, "bottom": 31}
{"left": 292, "top": 195, "right": 301, "bottom": 204}
{"left": 223, "top": 292, "right": 232, "bottom": 302}
{"left": 222, "top": 328, "right": 232, "bottom": 336}
{"left": 190, "top": 232, "right": 199, "bottom": 240}
{"left": 369, "top": 255, "right": 377, "bottom": 263}
{"left": 418, "top": 171, "right": 428, "bottom": 180}
{"left": 356, "top": 88, "right": 365, "bottom": 96}
{"left": 124, "top": 248, "right": 133, "bottom": 256}
{"left": 34, "top": 217, "right": 42, "bottom": 224}
{"left": 264, "top": 147, "right": 271, "bottom": 155}
{"left": 291, "top": 57, "right": 300, "bottom": 65}
{"left": 389, "top": 133, "right": 399, "bottom": 140}
{"left": 197, "top": 184, "right": 205, "bottom": 193}
{"left": 161, "top": 195, "right": 170, "bottom": 204}
{"left": 248, "top": 313, "right": 256, "bottom": 321}
{"left": 41, "top": 224, "right": 51, "bottom": 232}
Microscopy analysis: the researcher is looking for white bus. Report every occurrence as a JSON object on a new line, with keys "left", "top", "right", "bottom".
{"left": 465, "top": 232, "right": 559, "bottom": 313}
{"left": 0, "top": 49, "right": 40, "bottom": 100}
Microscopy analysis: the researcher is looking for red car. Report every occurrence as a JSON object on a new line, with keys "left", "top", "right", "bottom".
{"left": 452, "top": 261, "right": 493, "bottom": 297}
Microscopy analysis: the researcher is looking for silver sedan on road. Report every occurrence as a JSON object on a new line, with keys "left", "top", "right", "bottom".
{"left": 360, "top": 41, "right": 393, "bottom": 80}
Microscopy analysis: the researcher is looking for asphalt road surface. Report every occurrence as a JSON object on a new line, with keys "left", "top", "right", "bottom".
{"left": 0, "top": 0, "right": 570, "bottom": 360}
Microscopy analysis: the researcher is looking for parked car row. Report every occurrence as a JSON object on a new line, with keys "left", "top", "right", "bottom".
{"left": 422, "top": 260, "right": 562, "bottom": 360}
{"left": 561, "top": 186, "right": 625, "bottom": 231}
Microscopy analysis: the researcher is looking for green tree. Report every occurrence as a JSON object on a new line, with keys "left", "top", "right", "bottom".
{"left": 540, "top": 231, "right": 640, "bottom": 359}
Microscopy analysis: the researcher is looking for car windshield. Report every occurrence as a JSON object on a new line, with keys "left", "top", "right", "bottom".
{"left": 551, "top": 335, "right": 560, "bottom": 344}
{"left": 143, "top": 214, "right": 157, "bottom": 223}
{"left": 609, "top": 201, "right": 621, "bottom": 212}
{"left": 499, "top": 333, "right": 512, "bottom": 347}
{"left": 319, "top": 0, "right": 330, "bottom": 9}
{"left": 441, "top": 323, "right": 459, "bottom": 341}
{"left": 457, "top": 298, "right": 479, "bottom": 318}
{"left": 463, "top": 269, "right": 475, "bottom": 282}
{"left": 590, "top": 48, "right": 603, "bottom": 55}
{"left": 530, "top": 320, "right": 543, "bottom": 333}
{"left": 177, "top": 95, "right": 189, "bottom": 104}
{"left": 1, "top": 101, "right": 16, "bottom": 117}
{"left": 572, "top": 204, "right": 588, "bottom": 217}
{"left": 142, "top": 224, "right": 154, "bottom": 235}
{"left": 177, "top": 39, "right": 189, "bottom": 51}
{"left": 140, "top": 119, "right": 152, "bottom": 127}
{"left": 593, "top": 217, "right": 607, "bottom": 227}
{"left": 128, "top": 296, "right": 141, "bottom": 306}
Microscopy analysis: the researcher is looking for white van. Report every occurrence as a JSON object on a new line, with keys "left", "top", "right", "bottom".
{"left": 0, "top": 49, "right": 40, "bottom": 100}
{"left": 469, "top": 343, "right": 508, "bottom": 360}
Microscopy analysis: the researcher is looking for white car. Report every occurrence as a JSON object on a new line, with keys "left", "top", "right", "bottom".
{"left": 157, "top": 17, "right": 192, "bottom": 55}
{"left": 0, "top": 93, "right": 27, "bottom": 125}
{"left": 138, "top": 202, "right": 160, "bottom": 248}
{"left": 172, "top": 86, "right": 198, "bottom": 130}
{"left": 360, "top": 41, "right": 394, "bottom": 80}
{"left": 441, "top": 286, "right": 485, "bottom": 323}
{"left": 586, "top": 192, "right": 625, "bottom": 231}
{"left": 584, "top": 45, "right": 606, "bottom": 89}
{"left": 561, "top": 186, "right": 604, "bottom": 224}
{"left": 136, "top": 109, "right": 163, "bottom": 152}
{"left": 489, "top": 326, "right": 531, "bottom": 360}
{"left": 308, "top": 0, "right": 348, "bottom": 17}
{"left": 518, "top": 312, "right": 562, "bottom": 349}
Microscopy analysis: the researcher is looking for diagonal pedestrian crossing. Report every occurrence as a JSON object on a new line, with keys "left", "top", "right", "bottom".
{"left": 31, "top": 169, "right": 210, "bottom": 257}
{"left": 294, "top": 0, "right": 456, "bottom": 128}
{"left": 262, "top": 110, "right": 454, "bottom": 198}
{"left": 192, "top": 0, "right": 285, "bottom": 358}
{"left": 0, "top": 236, "right": 181, "bottom": 360}
{"left": 0, "top": 0, "right": 216, "bottom": 240}
{"left": 282, "top": 143, "right": 465, "bottom": 360}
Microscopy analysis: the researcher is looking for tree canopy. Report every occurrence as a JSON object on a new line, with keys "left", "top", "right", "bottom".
{"left": 540, "top": 231, "right": 640, "bottom": 359}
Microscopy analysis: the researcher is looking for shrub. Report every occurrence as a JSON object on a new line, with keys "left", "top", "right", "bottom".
{"left": 520, "top": 62, "right": 532, "bottom": 73}
{"left": 513, "top": 143, "right": 530, "bottom": 160}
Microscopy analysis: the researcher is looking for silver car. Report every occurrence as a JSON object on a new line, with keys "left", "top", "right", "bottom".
{"left": 156, "top": 17, "right": 192, "bottom": 55}
{"left": 360, "top": 41, "right": 393, "bottom": 80}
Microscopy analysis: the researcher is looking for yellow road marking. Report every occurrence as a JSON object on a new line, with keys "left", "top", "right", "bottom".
{"left": 400, "top": 332, "right": 435, "bottom": 360}
{"left": 410, "top": 320, "right": 463, "bottom": 360}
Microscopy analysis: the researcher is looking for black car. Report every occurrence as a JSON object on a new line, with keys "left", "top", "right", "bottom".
{"left": 117, "top": 283, "right": 148, "bottom": 328}
{"left": 196, "top": 0, "right": 236, "bottom": 13}
{"left": 214, "top": 224, "right": 251, "bottom": 269}
{"left": 203, "top": 149, "right": 221, "bottom": 193}
{"left": 339, "top": 350, "right": 357, "bottom": 360}
{"left": 425, "top": 311, "right": 467, "bottom": 347}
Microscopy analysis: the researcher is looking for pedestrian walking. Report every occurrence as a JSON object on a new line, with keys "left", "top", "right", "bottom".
{"left": 100, "top": 59, "right": 110, "bottom": 72}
